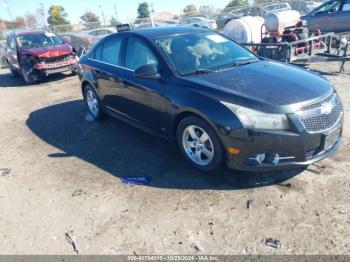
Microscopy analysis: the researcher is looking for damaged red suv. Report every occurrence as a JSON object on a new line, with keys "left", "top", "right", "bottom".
{"left": 4, "top": 30, "right": 77, "bottom": 84}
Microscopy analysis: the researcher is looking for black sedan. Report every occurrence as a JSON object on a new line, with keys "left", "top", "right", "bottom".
{"left": 79, "top": 27, "right": 343, "bottom": 173}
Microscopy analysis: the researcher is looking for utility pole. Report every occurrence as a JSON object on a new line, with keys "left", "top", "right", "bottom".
{"left": 99, "top": 5, "right": 106, "bottom": 26}
{"left": 3, "top": 0, "right": 13, "bottom": 20}
{"left": 150, "top": 1, "right": 154, "bottom": 28}
{"left": 114, "top": 4, "right": 118, "bottom": 22}
{"left": 39, "top": 3, "right": 46, "bottom": 28}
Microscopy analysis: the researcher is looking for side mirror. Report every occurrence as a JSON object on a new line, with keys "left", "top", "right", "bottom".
{"left": 134, "top": 64, "right": 161, "bottom": 80}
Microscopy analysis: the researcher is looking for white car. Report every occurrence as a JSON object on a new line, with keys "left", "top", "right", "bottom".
{"left": 0, "top": 41, "right": 6, "bottom": 68}
{"left": 179, "top": 17, "right": 217, "bottom": 30}
{"left": 85, "top": 27, "right": 116, "bottom": 37}
{"left": 263, "top": 2, "right": 292, "bottom": 16}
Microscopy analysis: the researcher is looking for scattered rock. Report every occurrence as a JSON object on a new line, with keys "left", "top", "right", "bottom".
{"left": 209, "top": 222, "right": 214, "bottom": 235}
{"left": 191, "top": 243, "right": 201, "bottom": 252}
{"left": 278, "top": 183, "right": 292, "bottom": 188}
{"left": 247, "top": 199, "right": 253, "bottom": 209}
{"left": 72, "top": 189, "right": 83, "bottom": 197}
{"left": 178, "top": 241, "right": 183, "bottom": 245}
{"left": 264, "top": 238, "right": 281, "bottom": 249}
{"left": 0, "top": 168, "right": 11, "bottom": 177}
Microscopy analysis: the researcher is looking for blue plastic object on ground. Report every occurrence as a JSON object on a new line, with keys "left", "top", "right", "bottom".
{"left": 121, "top": 177, "right": 151, "bottom": 186}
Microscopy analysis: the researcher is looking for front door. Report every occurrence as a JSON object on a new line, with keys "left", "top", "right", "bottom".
{"left": 308, "top": 0, "right": 341, "bottom": 32}
{"left": 336, "top": 0, "right": 350, "bottom": 32}
{"left": 117, "top": 36, "right": 167, "bottom": 133}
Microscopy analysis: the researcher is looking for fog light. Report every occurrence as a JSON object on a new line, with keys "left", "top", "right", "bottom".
{"left": 271, "top": 154, "right": 280, "bottom": 165}
{"left": 255, "top": 153, "right": 266, "bottom": 165}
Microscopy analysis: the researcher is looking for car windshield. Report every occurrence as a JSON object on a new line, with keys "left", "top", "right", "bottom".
{"left": 155, "top": 32, "right": 259, "bottom": 76}
{"left": 17, "top": 32, "right": 64, "bottom": 48}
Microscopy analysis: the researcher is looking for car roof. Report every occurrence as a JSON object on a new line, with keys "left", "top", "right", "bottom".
{"left": 9, "top": 29, "right": 50, "bottom": 37}
{"left": 128, "top": 26, "right": 210, "bottom": 39}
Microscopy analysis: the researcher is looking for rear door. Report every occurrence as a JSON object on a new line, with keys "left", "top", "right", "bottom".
{"left": 90, "top": 35, "right": 126, "bottom": 115}
{"left": 336, "top": 0, "right": 350, "bottom": 32}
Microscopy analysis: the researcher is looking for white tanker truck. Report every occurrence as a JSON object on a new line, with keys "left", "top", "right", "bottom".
{"left": 222, "top": 10, "right": 348, "bottom": 72}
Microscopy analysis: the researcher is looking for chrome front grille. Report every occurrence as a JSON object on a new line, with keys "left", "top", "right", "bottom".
{"left": 297, "top": 93, "right": 343, "bottom": 133}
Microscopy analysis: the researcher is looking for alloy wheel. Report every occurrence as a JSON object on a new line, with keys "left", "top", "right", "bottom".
{"left": 182, "top": 125, "right": 214, "bottom": 166}
{"left": 86, "top": 89, "right": 99, "bottom": 117}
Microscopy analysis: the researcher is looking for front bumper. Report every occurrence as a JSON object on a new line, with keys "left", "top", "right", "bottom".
{"left": 34, "top": 58, "right": 77, "bottom": 75}
{"left": 223, "top": 122, "right": 343, "bottom": 172}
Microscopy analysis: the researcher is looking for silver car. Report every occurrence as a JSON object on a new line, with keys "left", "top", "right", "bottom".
{"left": 0, "top": 41, "right": 6, "bottom": 68}
{"left": 302, "top": 0, "right": 350, "bottom": 33}
{"left": 179, "top": 17, "right": 217, "bottom": 30}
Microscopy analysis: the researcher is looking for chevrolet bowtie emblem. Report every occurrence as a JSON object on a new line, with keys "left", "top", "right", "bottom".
{"left": 320, "top": 102, "right": 333, "bottom": 115}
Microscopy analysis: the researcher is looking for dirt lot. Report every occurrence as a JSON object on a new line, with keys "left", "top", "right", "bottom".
{"left": 0, "top": 62, "right": 349, "bottom": 255}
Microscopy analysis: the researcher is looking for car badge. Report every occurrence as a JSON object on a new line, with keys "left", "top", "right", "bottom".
{"left": 320, "top": 101, "right": 333, "bottom": 115}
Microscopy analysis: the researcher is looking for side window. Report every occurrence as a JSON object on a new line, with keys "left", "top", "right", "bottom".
{"left": 125, "top": 37, "right": 158, "bottom": 70}
{"left": 8, "top": 36, "right": 16, "bottom": 50}
{"left": 342, "top": 0, "right": 350, "bottom": 11}
{"left": 94, "top": 44, "right": 103, "bottom": 60}
{"left": 316, "top": 0, "right": 341, "bottom": 14}
{"left": 100, "top": 37, "right": 123, "bottom": 65}
{"left": 180, "top": 19, "right": 188, "bottom": 25}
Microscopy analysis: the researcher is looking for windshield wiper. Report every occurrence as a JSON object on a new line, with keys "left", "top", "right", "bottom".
{"left": 181, "top": 68, "right": 215, "bottom": 76}
{"left": 233, "top": 59, "right": 259, "bottom": 67}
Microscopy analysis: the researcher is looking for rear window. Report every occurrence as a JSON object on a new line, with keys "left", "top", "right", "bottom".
{"left": 96, "top": 37, "right": 123, "bottom": 65}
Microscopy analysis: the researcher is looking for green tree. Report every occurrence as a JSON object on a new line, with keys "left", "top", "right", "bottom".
{"left": 137, "top": 2, "right": 150, "bottom": 18}
{"left": 183, "top": 4, "right": 197, "bottom": 14}
{"left": 80, "top": 11, "right": 101, "bottom": 29}
{"left": 47, "top": 5, "right": 70, "bottom": 27}
{"left": 226, "top": 0, "right": 249, "bottom": 9}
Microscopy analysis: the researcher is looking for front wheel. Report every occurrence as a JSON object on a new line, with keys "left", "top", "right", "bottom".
{"left": 177, "top": 116, "right": 224, "bottom": 172}
{"left": 20, "top": 63, "right": 40, "bottom": 85}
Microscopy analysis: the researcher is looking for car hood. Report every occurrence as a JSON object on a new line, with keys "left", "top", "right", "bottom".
{"left": 21, "top": 44, "right": 72, "bottom": 58}
{"left": 182, "top": 60, "right": 332, "bottom": 111}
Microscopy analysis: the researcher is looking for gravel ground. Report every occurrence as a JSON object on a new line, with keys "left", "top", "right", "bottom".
{"left": 0, "top": 62, "right": 349, "bottom": 255}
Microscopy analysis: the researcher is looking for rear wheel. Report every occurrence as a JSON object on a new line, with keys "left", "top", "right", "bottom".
{"left": 83, "top": 85, "right": 103, "bottom": 120}
{"left": 177, "top": 116, "right": 224, "bottom": 172}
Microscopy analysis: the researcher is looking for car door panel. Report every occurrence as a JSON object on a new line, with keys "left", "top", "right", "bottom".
{"left": 118, "top": 36, "right": 167, "bottom": 132}
{"left": 336, "top": 0, "right": 350, "bottom": 32}
{"left": 91, "top": 36, "right": 126, "bottom": 115}
{"left": 307, "top": 0, "right": 340, "bottom": 32}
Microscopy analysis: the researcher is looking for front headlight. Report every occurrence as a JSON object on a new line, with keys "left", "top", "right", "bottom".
{"left": 221, "top": 102, "right": 289, "bottom": 130}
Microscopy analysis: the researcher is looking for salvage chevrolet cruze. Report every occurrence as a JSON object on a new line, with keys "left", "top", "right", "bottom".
{"left": 79, "top": 27, "right": 343, "bottom": 172}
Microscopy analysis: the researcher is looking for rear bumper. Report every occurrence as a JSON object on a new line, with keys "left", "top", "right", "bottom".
{"left": 223, "top": 123, "right": 343, "bottom": 172}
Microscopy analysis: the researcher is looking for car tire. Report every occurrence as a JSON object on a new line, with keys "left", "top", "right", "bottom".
{"left": 177, "top": 116, "right": 224, "bottom": 172}
{"left": 20, "top": 61, "right": 40, "bottom": 85}
{"left": 83, "top": 84, "right": 104, "bottom": 121}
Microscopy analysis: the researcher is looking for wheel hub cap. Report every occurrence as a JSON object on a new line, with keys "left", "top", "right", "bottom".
{"left": 86, "top": 90, "right": 99, "bottom": 117}
{"left": 182, "top": 125, "right": 214, "bottom": 166}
